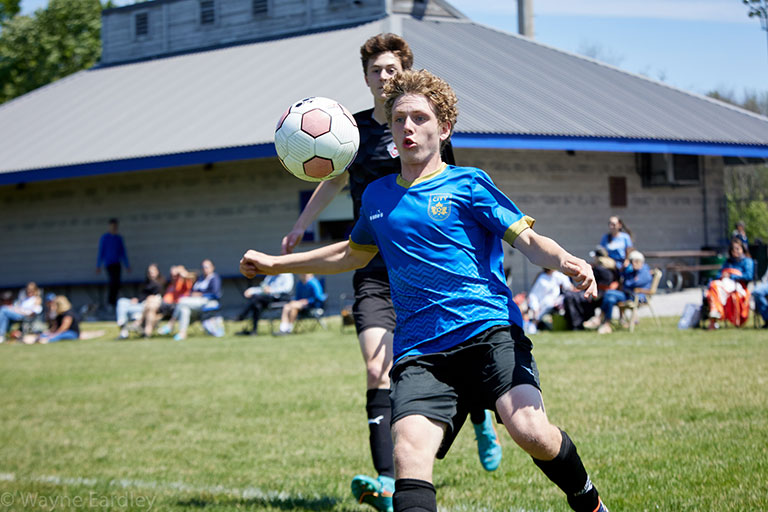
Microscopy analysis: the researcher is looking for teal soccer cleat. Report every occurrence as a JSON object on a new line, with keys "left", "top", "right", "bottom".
{"left": 473, "top": 410, "right": 502, "bottom": 471}
{"left": 351, "top": 474, "right": 394, "bottom": 512}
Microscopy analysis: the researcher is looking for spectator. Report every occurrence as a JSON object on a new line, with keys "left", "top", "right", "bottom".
{"left": 753, "top": 267, "right": 768, "bottom": 328}
{"left": 563, "top": 247, "right": 620, "bottom": 330}
{"left": 0, "top": 282, "right": 43, "bottom": 343}
{"left": 599, "top": 216, "right": 633, "bottom": 270}
{"left": 159, "top": 259, "right": 222, "bottom": 341}
{"left": 587, "top": 251, "right": 652, "bottom": 334}
{"left": 236, "top": 273, "right": 294, "bottom": 336}
{"left": 732, "top": 220, "right": 749, "bottom": 247}
{"left": 705, "top": 239, "right": 754, "bottom": 330}
{"left": 142, "top": 265, "right": 194, "bottom": 337}
{"left": 116, "top": 263, "right": 166, "bottom": 339}
{"left": 96, "top": 218, "right": 131, "bottom": 309}
{"left": 524, "top": 269, "right": 573, "bottom": 333}
{"left": 38, "top": 295, "right": 80, "bottom": 343}
{"left": 276, "top": 273, "right": 326, "bottom": 335}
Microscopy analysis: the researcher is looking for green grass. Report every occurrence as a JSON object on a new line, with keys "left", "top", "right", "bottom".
{"left": 0, "top": 318, "right": 767, "bottom": 511}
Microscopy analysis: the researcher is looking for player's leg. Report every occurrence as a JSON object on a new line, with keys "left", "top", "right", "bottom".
{"left": 350, "top": 272, "right": 398, "bottom": 511}
{"left": 391, "top": 415, "right": 444, "bottom": 512}
{"left": 497, "top": 385, "right": 607, "bottom": 512}
{"left": 483, "top": 325, "right": 606, "bottom": 512}
{"left": 351, "top": 329, "right": 396, "bottom": 512}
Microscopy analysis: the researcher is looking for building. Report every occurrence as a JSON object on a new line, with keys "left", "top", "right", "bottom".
{"left": 2, "top": 0, "right": 768, "bottom": 311}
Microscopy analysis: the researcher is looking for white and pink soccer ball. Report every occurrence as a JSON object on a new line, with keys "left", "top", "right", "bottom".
{"left": 274, "top": 97, "right": 360, "bottom": 182}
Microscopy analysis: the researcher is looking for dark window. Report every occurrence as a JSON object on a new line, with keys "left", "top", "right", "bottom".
{"left": 252, "top": 0, "right": 268, "bottom": 16}
{"left": 609, "top": 176, "right": 627, "bottom": 208}
{"left": 135, "top": 12, "right": 148, "bottom": 37}
{"left": 200, "top": 0, "right": 215, "bottom": 25}
{"left": 636, "top": 153, "right": 701, "bottom": 187}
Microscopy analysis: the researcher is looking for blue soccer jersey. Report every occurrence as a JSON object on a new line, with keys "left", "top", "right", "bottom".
{"left": 349, "top": 164, "right": 534, "bottom": 361}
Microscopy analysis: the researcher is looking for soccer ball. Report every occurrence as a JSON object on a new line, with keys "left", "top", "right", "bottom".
{"left": 274, "top": 97, "right": 360, "bottom": 182}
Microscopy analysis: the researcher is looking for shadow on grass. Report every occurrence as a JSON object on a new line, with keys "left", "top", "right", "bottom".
{"left": 177, "top": 494, "right": 339, "bottom": 510}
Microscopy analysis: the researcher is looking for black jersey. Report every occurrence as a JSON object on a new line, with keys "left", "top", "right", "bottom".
{"left": 348, "top": 108, "right": 456, "bottom": 273}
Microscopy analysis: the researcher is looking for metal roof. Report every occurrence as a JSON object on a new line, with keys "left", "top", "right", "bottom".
{"left": 1, "top": 14, "right": 768, "bottom": 183}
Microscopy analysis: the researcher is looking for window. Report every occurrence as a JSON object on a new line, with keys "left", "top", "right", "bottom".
{"left": 200, "top": 0, "right": 215, "bottom": 25}
{"left": 135, "top": 12, "right": 149, "bottom": 37}
{"left": 609, "top": 177, "right": 627, "bottom": 208}
{"left": 636, "top": 153, "right": 701, "bottom": 187}
{"left": 252, "top": 0, "right": 268, "bottom": 16}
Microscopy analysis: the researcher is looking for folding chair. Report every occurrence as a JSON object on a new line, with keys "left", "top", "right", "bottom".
{"left": 618, "top": 268, "right": 663, "bottom": 332}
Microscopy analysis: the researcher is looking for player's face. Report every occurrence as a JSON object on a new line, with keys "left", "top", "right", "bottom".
{"left": 390, "top": 93, "right": 451, "bottom": 165}
{"left": 365, "top": 52, "right": 403, "bottom": 101}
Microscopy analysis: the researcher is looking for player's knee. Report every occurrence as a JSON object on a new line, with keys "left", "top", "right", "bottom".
{"left": 365, "top": 359, "right": 391, "bottom": 388}
{"left": 504, "top": 409, "right": 556, "bottom": 454}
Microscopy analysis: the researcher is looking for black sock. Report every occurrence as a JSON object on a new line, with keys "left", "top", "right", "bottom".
{"left": 469, "top": 407, "right": 486, "bottom": 425}
{"left": 532, "top": 430, "right": 600, "bottom": 512}
{"left": 366, "top": 388, "right": 394, "bottom": 478}
{"left": 393, "top": 479, "right": 436, "bottom": 512}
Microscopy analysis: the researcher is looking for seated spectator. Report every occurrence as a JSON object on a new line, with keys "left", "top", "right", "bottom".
{"left": 116, "top": 263, "right": 166, "bottom": 339}
{"left": 276, "top": 273, "right": 326, "bottom": 335}
{"left": 753, "top": 267, "right": 768, "bottom": 328}
{"left": 236, "top": 273, "right": 294, "bottom": 336}
{"left": 587, "top": 251, "right": 652, "bottom": 334}
{"left": 705, "top": 239, "right": 754, "bottom": 330}
{"left": 160, "top": 259, "right": 222, "bottom": 341}
{"left": 524, "top": 268, "right": 573, "bottom": 334}
{"left": 731, "top": 220, "right": 748, "bottom": 247}
{"left": 38, "top": 295, "right": 80, "bottom": 343}
{"left": 142, "top": 265, "right": 194, "bottom": 337}
{"left": 563, "top": 247, "right": 620, "bottom": 330}
{"left": 600, "top": 216, "right": 634, "bottom": 270}
{"left": 0, "top": 282, "right": 43, "bottom": 343}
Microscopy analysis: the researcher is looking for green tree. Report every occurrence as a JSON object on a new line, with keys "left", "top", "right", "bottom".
{"left": 725, "top": 163, "right": 768, "bottom": 243}
{"left": 0, "top": 0, "right": 102, "bottom": 105}
{"left": 0, "top": 0, "right": 21, "bottom": 23}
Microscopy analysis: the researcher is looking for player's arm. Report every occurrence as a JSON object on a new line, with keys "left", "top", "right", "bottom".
{"left": 281, "top": 173, "right": 350, "bottom": 254}
{"left": 514, "top": 228, "right": 597, "bottom": 299}
{"left": 241, "top": 240, "right": 375, "bottom": 278}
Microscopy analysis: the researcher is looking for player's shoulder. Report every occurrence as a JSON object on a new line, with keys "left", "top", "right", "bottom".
{"left": 353, "top": 108, "right": 374, "bottom": 125}
{"left": 447, "top": 165, "right": 494, "bottom": 185}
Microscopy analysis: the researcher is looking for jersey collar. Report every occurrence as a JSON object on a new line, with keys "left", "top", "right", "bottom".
{"left": 396, "top": 162, "right": 448, "bottom": 188}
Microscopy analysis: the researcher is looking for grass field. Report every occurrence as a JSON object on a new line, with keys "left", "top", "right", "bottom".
{"left": 1, "top": 317, "right": 766, "bottom": 511}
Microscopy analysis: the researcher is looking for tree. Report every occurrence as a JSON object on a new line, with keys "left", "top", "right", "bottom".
{"left": 0, "top": 0, "right": 102, "bottom": 105}
{"left": 743, "top": 0, "right": 768, "bottom": 64}
{"left": 0, "top": 0, "right": 20, "bottom": 23}
{"left": 707, "top": 88, "right": 768, "bottom": 116}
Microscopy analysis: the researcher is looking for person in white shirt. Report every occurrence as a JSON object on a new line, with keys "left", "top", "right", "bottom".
{"left": 525, "top": 269, "right": 574, "bottom": 333}
{"left": 0, "top": 282, "right": 43, "bottom": 343}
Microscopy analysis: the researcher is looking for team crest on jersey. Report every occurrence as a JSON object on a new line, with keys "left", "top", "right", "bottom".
{"left": 428, "top": 193, "right": 452, "bottom": 221}
{"left": 387, "top": 141, "right": 399, "bottom": 158}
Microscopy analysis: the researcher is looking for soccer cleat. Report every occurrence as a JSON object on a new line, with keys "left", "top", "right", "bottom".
{"left": 351, "top": 474, "right": 394, "bottom": 512}
{"left": 473, "top": 410, "right": 502, "bottom": 471}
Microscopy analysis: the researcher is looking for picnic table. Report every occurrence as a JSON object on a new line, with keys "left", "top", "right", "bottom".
{"left": 644, "top": 250, "right": 723, "bottom": 290}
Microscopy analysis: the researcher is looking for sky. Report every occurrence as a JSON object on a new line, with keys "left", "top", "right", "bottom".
{"left": 18, "top": 0, "right": 768, "bottom": 101}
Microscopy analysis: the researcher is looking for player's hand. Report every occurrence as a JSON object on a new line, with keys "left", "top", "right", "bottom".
{"left": 240, "top": 250, "right": 274, "bottom": 279}
{"left": 281, "top": 229, "right": 304, "bottom": 255}
{"left": 562, "top": 258, "right": 598, "bottom": 299}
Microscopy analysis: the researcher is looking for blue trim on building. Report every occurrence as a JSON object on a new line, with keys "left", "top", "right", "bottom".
{"left": 3, "top": 134, "right": 768, "bottom": 185}
{"left": 451, "top": 133, "right": 768, "bottom": 157}
{"left": 0, "top": 144, "right": 277, "bottom": 185}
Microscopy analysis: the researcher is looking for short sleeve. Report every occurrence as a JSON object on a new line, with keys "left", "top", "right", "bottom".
{"left": 470, "top": 170, "right": 534, "bottom": 246}
{"left": 349, "top": 207, "right": 379, "bottom": 253}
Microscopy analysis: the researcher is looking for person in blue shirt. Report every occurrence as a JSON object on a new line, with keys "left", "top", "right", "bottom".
{"left": 599, "top": 216, "right": 633, "bottom": 270}
{"left": 753, "top": 267, "right": 768, "bottom": 328}
{"left": 277, "top": 273, "right": 326, "bottom": 334}
{"left": 241, "top": 70, "right": 608, "bottom": 512}
{"left": 96, "top": 218, "right": 131, "bottom": 308}
{"left": 593, "top": 251, "right": 653, "bottom": 334}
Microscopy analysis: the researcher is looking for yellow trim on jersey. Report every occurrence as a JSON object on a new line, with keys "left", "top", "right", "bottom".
{"left": 503, "top": 215, "right": 535, "bottom": 246}
{"left": 396, "top": 162, "right": 448, "bottom": 188}
{"left": 349, "top": 238, "right": 379, "bottom": 253}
